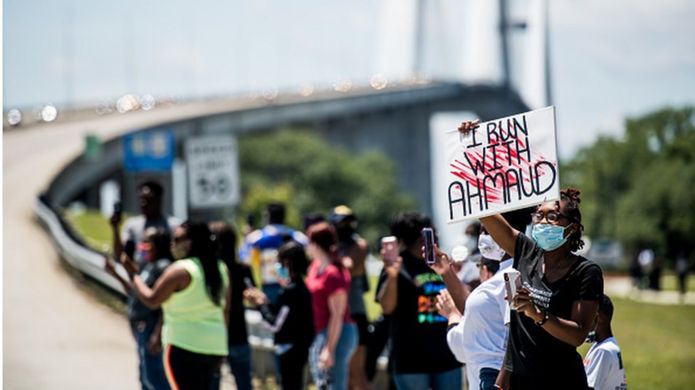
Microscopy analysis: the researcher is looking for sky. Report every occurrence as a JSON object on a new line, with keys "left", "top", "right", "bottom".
{"left": 4, "top": 0, "right": 695, "bottom": 159}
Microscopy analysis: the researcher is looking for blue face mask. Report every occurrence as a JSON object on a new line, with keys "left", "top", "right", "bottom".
{"left": 276, "top": 263, "right": 290, "bottom": 280}
{"left": 531, "top": 223, "right": 570, "bottom": 251}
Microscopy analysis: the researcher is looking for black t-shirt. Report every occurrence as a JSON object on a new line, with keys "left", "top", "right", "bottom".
{"left": 259, "top": 280, "right": 315, "bottom": 347}
{"left": 507, "top": 233, "right": 603, "bottom": 389}
{"left": 128, "top": 258, "right": 171, "bottom": 322}
{"left": 227, "top": 262, "right": 255, "bottom": 345}
{"left": 376, "top": 251, "right": 462, "bottom": 374}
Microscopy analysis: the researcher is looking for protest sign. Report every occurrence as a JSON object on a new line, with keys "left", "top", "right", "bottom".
{"left": 441, "top": 106, "right": 559, "bottom": 223}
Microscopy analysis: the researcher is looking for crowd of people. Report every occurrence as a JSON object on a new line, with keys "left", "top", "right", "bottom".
{"left": 104, "top": 121, "right": 630, "bottom": 389}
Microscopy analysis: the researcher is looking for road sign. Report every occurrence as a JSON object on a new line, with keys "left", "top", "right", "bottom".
{"left": 123, "top": 129, "right": 175, "bottom": 172}
{"left": 185, "top": 135, "right": 240, "bottom": 208}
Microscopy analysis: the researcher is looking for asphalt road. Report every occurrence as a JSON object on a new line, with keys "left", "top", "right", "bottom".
{"left": 2, "top": 106, "right": 217, "bottom": 389}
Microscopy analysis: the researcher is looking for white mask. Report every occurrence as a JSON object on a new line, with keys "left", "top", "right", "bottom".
{"left": 478, "top": 234, "right": 506, "bottom": 261}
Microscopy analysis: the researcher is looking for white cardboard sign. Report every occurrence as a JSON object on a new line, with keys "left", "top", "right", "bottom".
{"left": 442, "top": 106, "right": 560, "bottom": 223}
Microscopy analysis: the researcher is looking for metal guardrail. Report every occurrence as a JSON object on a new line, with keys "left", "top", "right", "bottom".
{"left": 34, "top": 195, "right": 127, "bottom": 295}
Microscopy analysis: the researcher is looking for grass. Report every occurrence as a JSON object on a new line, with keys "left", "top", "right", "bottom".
{"left": 62, "top": 209, "right": 115, "bottom": 254}
{"left": 660, "top": 273, "right": 695, "bottom": 292}
{"left": 578, "top": 297, "right": 695, "bottom": 390}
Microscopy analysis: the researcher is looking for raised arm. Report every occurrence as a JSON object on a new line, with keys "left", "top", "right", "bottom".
{"left": 128, "top": 263, "right": 191, "bottom": 309}
{"left": 428, "top": 244, "right": 470, "bottom": 313}
{"left": 377, "top": 253, "right": 401, "bottom": 314}
{"left": 109, "top": 213, "right": 125, "bottom": 264}
{"left": 103, "top": 255, "right": 131, "bottom": 293}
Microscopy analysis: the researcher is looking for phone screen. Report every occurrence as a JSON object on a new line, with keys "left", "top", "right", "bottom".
{"left": 381, "top": 236, "right": 398, "bottom": 264}
{"left": 113, "top": 201, "right": 122, "bottom": 216}
{"left": 504, "top": 271, "right": 522, "bottom": 307}
{"left": 422, "top": 227, "right": 435, "bottom": 266}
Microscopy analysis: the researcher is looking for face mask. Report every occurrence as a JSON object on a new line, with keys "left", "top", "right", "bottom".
{"left": 336, "top": 226, "right": 353, "bottom": 242}
{"left": 531, "top": 223, "right": 570, "bottom": 251}
{"left": 171, "top": 240, "right": 190, "bottom": 260}
{"left": 464, "top": 235, "right": 478, "bottom": 252}
{"left": 478, "top": 234, "right": 506, "bottom": 261}
{"left": 275, "top": 263, "right": 290, "bottom": 280}
{"left": 137, "top": 242, "right": 153, "bottom": 262}
{"left": 585, "top": 331, "right": 597, "bottom": 343}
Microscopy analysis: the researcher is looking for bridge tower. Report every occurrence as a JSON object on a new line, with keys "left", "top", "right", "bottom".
{"left": 375, "top": 0, "right": 550, "bottom": 108}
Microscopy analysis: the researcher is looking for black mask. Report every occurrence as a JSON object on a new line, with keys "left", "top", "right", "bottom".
{"left": 585, "top": 331, "right": 597, "bottom": 344}
{"left": 336, "top": 226, "right": 354, "bottom": 242}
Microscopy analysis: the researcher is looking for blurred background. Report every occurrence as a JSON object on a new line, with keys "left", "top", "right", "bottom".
{"left": 4, "top": 0, "right": 695, "bottom": 389}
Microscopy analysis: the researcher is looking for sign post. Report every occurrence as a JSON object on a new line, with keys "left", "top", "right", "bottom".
{"left": 185, "top": 135, "right": 240, "bottom": 209}
{"left": 439, "top": 106, "right": 560, "bottom": 223}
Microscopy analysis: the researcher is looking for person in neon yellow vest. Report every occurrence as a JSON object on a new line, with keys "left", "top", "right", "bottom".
{"left": 125, "top": 221, "right": 230, "bottom": 390}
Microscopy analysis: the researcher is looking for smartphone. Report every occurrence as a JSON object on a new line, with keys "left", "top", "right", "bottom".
{"left": 113, "top": 201, "right": 122, "bottom": 218}
{"left": 504, "top": 270, "right": 522, "bottom": 309}
{"left": 381, "top": 236, "right": 398, "bottom": 264}
{"left": 422, "top": 227, "right": 435, "bottom": 266}
{"left": 243, "top": 277, "right": 254, "bottom": 289}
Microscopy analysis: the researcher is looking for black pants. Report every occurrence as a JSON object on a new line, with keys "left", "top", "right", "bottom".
{"left": 479, "top": 367, "right": 499, "bottom": 390}
{"left": 277, "top": 345, "right": 309, "bottom": 390}
{"left": 510, "top": 373, "right": 589, "bottom": 390}
{"left": 165, "top": 345, "right": 222, "bottom": 390}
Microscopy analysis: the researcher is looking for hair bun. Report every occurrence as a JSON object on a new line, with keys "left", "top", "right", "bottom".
{"left": 562, "top": 187, "right": 581, "bottom": 204}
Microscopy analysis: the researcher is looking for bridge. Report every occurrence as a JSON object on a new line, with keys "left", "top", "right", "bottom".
{"left": 44, "top": 82, "right": 528, "bottom": 219}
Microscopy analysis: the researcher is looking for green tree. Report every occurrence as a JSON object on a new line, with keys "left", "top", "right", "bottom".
{"left": 237, "top": 129, "right": 416, "bottom": 247}
{"left": 563, "top": 106, "right": 695, "bottom": 263}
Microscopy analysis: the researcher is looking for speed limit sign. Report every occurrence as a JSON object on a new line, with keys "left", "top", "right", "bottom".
{"left": 185, "top": 135, "right": 240, "bottom": 208}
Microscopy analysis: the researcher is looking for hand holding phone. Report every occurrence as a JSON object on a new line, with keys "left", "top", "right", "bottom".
{"left": 422, "top": 227, "right": 435, "bottom": 266}
{"left": 381, "top": 236, "right": 398, "bottom": 264}
{"left": 504, "top": 270, "right": 522, "bottom": 309}
{"left": 111, "top": 201, "right": 122, "bottom": 226}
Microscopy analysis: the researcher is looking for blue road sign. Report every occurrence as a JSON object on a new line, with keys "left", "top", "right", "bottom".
{"left": 123, "top": 129, "right": 175, "bottom": 172}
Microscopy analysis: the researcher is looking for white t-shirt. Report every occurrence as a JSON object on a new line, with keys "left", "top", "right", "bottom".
{"left": 584, "top": 337, "right": 627, "bottom": 390}
{"left": 447, "top": 259, "right": 513, "bottom": 390}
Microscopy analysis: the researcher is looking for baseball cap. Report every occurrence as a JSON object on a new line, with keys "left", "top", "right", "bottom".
{"left": 329, "top": 205, "right": 356, "bottom": 224}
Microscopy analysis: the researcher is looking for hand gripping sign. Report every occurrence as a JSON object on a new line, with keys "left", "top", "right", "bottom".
{"left": 442, "top": 106, "right": 560, "bottom": 223}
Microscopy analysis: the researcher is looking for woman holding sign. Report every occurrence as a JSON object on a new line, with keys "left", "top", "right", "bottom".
{"left": 458, "top": 120, "right": 603, "bottom": 389}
